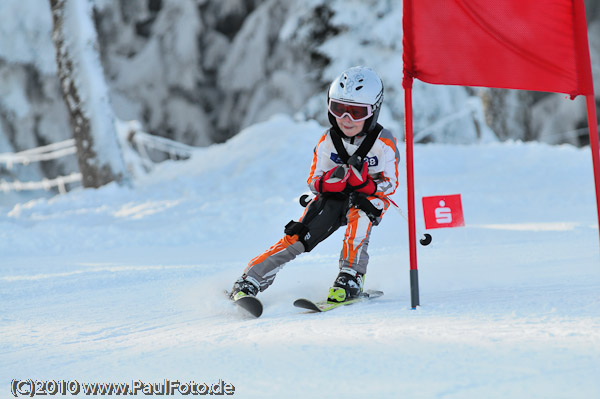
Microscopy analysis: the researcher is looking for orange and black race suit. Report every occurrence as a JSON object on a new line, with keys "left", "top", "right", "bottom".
{"left": 243, "top": 127, "right": 400, "bottom": 292}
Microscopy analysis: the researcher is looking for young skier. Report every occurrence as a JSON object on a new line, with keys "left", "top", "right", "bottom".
{"left": 230, "top": 66, "right": 400, "bottom": 303}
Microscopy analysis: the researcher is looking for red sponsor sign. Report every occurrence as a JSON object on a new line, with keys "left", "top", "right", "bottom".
{"left": 422, "top": 194, "right": 464, "bottom": 230}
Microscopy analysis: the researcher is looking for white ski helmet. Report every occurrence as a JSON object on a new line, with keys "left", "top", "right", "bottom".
{"left": 327, "top": 66, "right": 384, "bottom": 134}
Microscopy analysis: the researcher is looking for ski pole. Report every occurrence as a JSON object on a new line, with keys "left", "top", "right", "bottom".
{"left": 388, "top": 198, "right": 432, "bottom": 246}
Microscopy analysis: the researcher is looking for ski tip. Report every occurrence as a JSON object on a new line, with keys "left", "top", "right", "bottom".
{"left": 293, "top": 298, "right": 313, "bottom": 307}
{"left": 226, "top": 290, "right": 263, "bottom": 317}
{"left": 234, "top": 295, "right": 263, "bottom": 318}
{"left": 293, "top": 298, "right": 322, "bottom": 312}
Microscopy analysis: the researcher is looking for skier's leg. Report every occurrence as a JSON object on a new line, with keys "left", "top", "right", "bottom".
{"left": 329, "top": 196, "right": 390, "bottom": 301}
{"left": 235, "top": 195, "right": 350, "bottom": 294}
{"left": 297, "top": 194, "right": 350, "bottom": 251}
{"left": 327, "top": 208, "right": 372, "bottom": 302}
{"left": 339, "top": 208, "right": 373, "bottom": 275}
{"left": 242, "top": 235, "right": 305, "bottom": 292}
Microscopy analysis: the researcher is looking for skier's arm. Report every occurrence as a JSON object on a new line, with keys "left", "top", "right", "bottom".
{"left": 373, "top": 134, "right": 400, "bottom": 197}
{"left": 307, "top": 133, "right": 329, "bottom": 194}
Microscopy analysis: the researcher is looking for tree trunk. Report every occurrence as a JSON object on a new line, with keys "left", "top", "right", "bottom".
{"left": 49, "top": 0, "right": 130, "bottom": 188}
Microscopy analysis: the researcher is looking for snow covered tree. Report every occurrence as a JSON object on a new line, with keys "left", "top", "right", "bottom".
{"left": 49, "top": 0, "right": 130, "bottom": 188}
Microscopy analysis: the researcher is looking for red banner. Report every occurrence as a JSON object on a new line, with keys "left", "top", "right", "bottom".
{"left": 422, "top": 194, "right": 465, "bottom": 229}
{"left": 402, "top": 0, "right": 594, "bottom": 98}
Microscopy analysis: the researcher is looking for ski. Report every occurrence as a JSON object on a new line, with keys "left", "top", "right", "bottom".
{"left": 227, "top": 291, "right": 263, "bottom": 318}
{"left": 293, "top": 289, "right": 383, "bottom": 313}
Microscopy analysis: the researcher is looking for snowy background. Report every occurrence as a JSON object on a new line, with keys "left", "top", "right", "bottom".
{"left": 2, "top": 115, "right": 599, "bottom": 398}
{"left": 1, "top": 0, "right": 600, "bottom": 398}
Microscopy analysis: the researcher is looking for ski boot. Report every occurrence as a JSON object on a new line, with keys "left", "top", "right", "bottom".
{"left": 230, "top": 276, "right": 259, "bottom": 301}
{"left": 327, "top": 268, "right": 364, "bottom": 303}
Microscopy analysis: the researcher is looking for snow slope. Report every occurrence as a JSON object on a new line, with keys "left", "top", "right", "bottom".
{"left": 1, "top": 115, "right": 599, "bottom": 398}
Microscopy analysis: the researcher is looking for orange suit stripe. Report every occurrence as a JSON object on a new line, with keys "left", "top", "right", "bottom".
{"left": 342, "top": 208, "right": 370, "bottom": 268}
{"left": 245, "top": 235, "right": 298, "bottom": 272}
{"left": 307, "top": 133, "right": 328, "bottom": 185}
{"left": 379, "top": 136, "right": 399, "bottom": 196}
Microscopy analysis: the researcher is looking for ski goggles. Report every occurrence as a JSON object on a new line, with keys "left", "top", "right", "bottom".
{"left": 328, "top": 99, "right": 373, "bottom": 122}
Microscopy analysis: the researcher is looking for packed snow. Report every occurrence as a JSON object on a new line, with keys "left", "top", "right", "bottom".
{"left": 1, "top": 114, "right": 599, "bottom": 398}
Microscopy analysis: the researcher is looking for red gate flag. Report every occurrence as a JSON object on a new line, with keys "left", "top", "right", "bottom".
{"left": 402, "top": 0, "right": 600, "bottom": 307}
{"left": 402, "top": 0, "right": 594, "bottom": 97}
{"left": 422, "top": 194, "right": 465, "bottom": 229}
